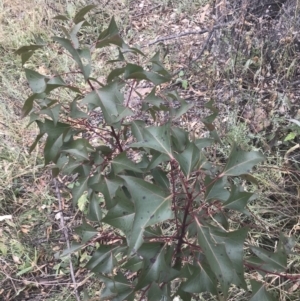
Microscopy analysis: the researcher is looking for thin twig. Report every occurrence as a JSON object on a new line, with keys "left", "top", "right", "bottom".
{"left": 54, "top": 178, "right": 80, "bottom": 301}
{"left": 132, "top": 4, "right": 161, "bottom": 18}
{"left": 144, "top": 23, "right": 232, "bottom": 47}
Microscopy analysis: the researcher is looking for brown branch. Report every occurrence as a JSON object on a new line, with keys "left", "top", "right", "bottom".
{"left": 244, "top": 262, "right": 300, "bottom": 281}
{"left": 144, "top": 23, "right": 233, "bottom": 47}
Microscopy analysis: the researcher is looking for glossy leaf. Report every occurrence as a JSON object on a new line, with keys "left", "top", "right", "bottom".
{"left": 211, "top": 227, "right": 248, "bottom": 289}
{"left": 204, "top": 176, "right": 230, "bottom": 202}
{"left": 86, "top": 245, "right": 118, "bottom": 273}
{"left": 25, "top": 68, "right": 47, "bottom": 93}
{"left": 75, "top": 219, "right": 98, "bottom": 243}
{"left": 102, "top": 188, "right": 135, "bottom": 237}
{"left": 124, "top": 63, "right": 169, "bottom": 85}
{"left": 175, "top": 141, "right": 200, "bottom": 178}
{"left": 196, "top": 222, "right": 234, "bottom": 297}
{"left": 17, "top": 45, "right": 43, "bottom": 56}
{"left": 73, "top": 4, "right": 96, "bottom": 24}
{"left": 61, "top": 138, "right": 94, "bottom": 160}
{"left": 100, "top": 273, "right": 134, "bottom": 301}
{"left": 130, "top": 124, "right": 173, "bottom": 158}
{"left": 120, "top": 176, "right": 173, "bottom": 254}
{"left": 87, "top": 193, "right": 102, "bottom": 222}
{"left": 181, "top": 262, "right": 217, "bottom": 295}
{"left": 250, "top": 246, "right": 287, "bottom": 272}
{"left": 223, "top": 184, "right": 254, "bottom": 213}
{"left": 72, "top": 176, "right": 89, "bottom": 205}
{"left": 22, "top": 94, "right": 37, "bottom": 118}
{"left": 111, "top": 152, "right": 143, "bottom": 174}
{"left": 250, "top": 280, "right": 275, "bottom": 301}
{"left": 220, "top": 144, "right": 265, "bottom": 176}
{"left": 52, "top": 36, "right": 90, "bottom": 80}
{"left": 46, "top": 76, "right": 81, "bottom": 94}
{"left": 144, "top": 88, "right": 164, "bottom": 107}
{"left": 39, "top": 104, "right": 61, "bottom": 126}
{"left": 53, "top": 14, "right": 69, "bottom": 21}
{"left": 135, "top": 244, "right": 172, "bottom": 290}
{"left": 131, "top": 120, "right": 146, "bottom": 142}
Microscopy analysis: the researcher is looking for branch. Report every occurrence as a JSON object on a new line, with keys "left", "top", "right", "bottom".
{"left": 54, "top": 178, "right": 80, "bottom": 301}
{"left": 144, "top": 23, "right": 230, "bottom": 47}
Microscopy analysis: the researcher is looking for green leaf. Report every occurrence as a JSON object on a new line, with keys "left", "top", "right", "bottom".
{"left": 144, "top": 88, "right": 165, "bottom": 107}
{"left": 21, "top": 51, "right": 34, "bottom": 65}
{"left": 120, "top": 176, "right": 173, "bottom": 254}
{"left": 151, "top": 168, "right": 169, "bottom": 190}
{"left": 53, "top": 14, "right": 69, "bottom": 21}
{"left": 107, "top": 67, "right": 126, "bottom": 83}
{"left": 175, "top": 141, "right": 200, "bottom": 178}
{"left": 284, "top": 132, "right": 297, "bottom": 141}
{"left": 211, "top": 228, "right": 248, "bottom": 289}
{"left": 73, "top": 5, "right": 96, "bottom": 24}
{"left": 99, "top": 273, "right": 134, "bottom": 301}
{"left": 220, "top": 144, "right": 265, "bottom": 176}
{"left": 130, "top": 124, "right": 173, "bottom": 158}
{"left": 171, "top": 127, "right": 189, "bottom": 152}
{"left": 75, "top": 219, "right": 98, "bottom": 243}
{"left": 69, "top": 98, "right": 88, "bottom": 119}
{"left": 196, "top": 222, "right": 234, "bottom": 297}
{"left": 40, "top": 104, "right": 61, "bottom": 126}
{"left": 194, "top": 138, "right": 215, "bottom": 149}
{"left": 135, "top": 244, "right": 174, "bottom": 290}
{"left": 35, "top": 119, "right": 70, "bottom": 164}
{"left": 111, "top": 152, "right": 143, "bottom": 174}
{"left": 250, "top": 246, "right": 287, "bottom": 272}
{"left": 15, "top": 45, "right": 44, "bottom": 55}
{"left": 81, "top": 82, "right": 132, "bottom": 125}
{"left": 61, "top": 138, "right": 94, "bottom": 160}
{"left": 46, "top": 76, "right": 81, "bottom": 93}
{"left": 289, "top": 118, "right": 300, "bottom": 127}
{"left": 223, "top": 184, "right": 254, "bottom": 213}
{"left": 124, "top": 63, "right": 169, "bottom": 85}
{"left": 102, "top": 188, "right": 135, "bottom": 237}
{"left": 168, "top": 91, "right": 193, "bottom": 120}
{"left": 61, "top": 242, "right": 84, "bottom": 257}
{"left": 52, "top": 36, "right": 90, "bottom": 80}
{"left": 147, "top": 151, "right": 169, "bottom": 171}
{"left": 22, "top": 94, "right": 37, "bottom": 118}
{"left": 72, "top": 176, "right": 89, "bottom": 206}
{"left": 87, "top": 193, "right": 102, "bottom": 222}
{"left": 93, "top": 177, "right": 123, "bottom": 209}
{"left": 147, "top": 283, "right": 165, "bottom": 300}
{"left": 86, "top": 245, "right": 118, "bottom": 273}
{"left": 250, "top": 280, "right": 275, "bottom": 301}
{"left": 131, "top": 120, "right": 146, "bottom": 142}
{"left": 69, "top": 21, "right": 85, "bottom": 48}
{"left": 25, "top": 68, "right": 47, "bottom": 93}
{"left": 204, "top": 176, "right": 230, "bottom": 202}
{"left": 99, "top": 17, "right": 119, "bottom": 39}
{"left": 181, "top": 262, "right": 218, "bottom": 295}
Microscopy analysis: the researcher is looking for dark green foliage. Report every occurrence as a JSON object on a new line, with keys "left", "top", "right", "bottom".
{"left": 16, "top": 6, "right": 287, "bottom": 300}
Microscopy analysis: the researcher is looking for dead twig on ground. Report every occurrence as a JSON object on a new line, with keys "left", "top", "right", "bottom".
{"left": 132, "top": 4, "right": 161, "bottom": 18}
{"left": 54, "top": 178, "right": 81, "bottom": 301}
{"left": 144, "top": 22, "right": 234, "bottom": 47}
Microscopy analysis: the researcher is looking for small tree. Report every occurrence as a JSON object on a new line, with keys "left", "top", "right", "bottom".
{"left": 17, "top": 5, "right": 291, "bottom": 300}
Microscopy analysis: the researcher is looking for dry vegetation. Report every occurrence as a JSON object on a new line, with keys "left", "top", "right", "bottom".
{"left": 0, "top": 0, "right": 300, "bottom": 300}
